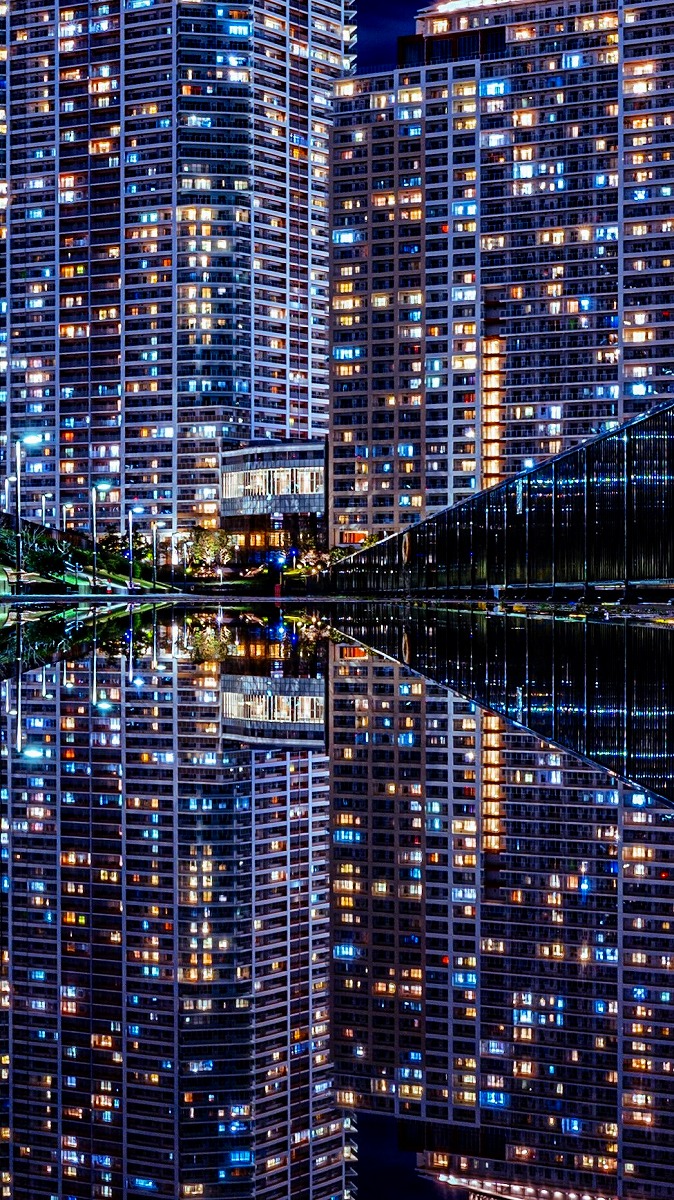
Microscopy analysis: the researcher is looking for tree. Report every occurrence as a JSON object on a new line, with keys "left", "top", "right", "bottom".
{"left": 98, "top": 531, "right": 151, "bottom": 577}
{"left": 297, "top": 533, "right": 326, "bottom": 572}
{"left": 20, "top": 525, "right": 69, "bottom": 578}
{"left": 188, "top": 528, "right": 236, "bottom": 572}
{"left": 0, "top": 527, "right": 16, "bottom": 568}
{"left": 97, "top": 532, "right": 128, "bottom": 575}
{"left": 24, "top": 538, "right": 69, "bottom": 578}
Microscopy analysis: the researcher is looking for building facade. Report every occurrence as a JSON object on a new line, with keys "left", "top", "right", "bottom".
{"left": 1, "top": 609, "right": 354, "bottom": 1200}
{"left": 329, "top": 0, "right": 674, "bottom": 547}
{"left": 1, "top": 0, "right": 354, "bottom": 553}
{"left": 221, "top": 440, "right": 327, "bottom": 564}
{"left": 332, "top": 397, "right": 674, "bottom": 601}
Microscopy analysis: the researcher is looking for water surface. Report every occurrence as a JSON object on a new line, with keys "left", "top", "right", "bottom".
{"left": 1, "top": 602, "right": 672, "bottom": 1199}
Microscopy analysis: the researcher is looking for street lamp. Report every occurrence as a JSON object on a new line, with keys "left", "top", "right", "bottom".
{"left": 91, "top": 486, "right": 99, "bottom": 591}
{"left": 128, "top": 506, "right": 144, "bottom": 591}
{"left": 15, "top": 440, "right": 22, "bottom": 587}
{"left": 3, "top": 475, "right": 16, "bottom": 514}
{"left": 91, "top": 483, "right": 111, "bottom": 591}
{"left": 62, "top": 501, "right": 74, "bottom": 534}
{"left": 40, "top": 492, "right": 53, "bottom": 528}
{"left": 13, "top": 433, "right": 44, "bottom": 588}
{"left": 151, "top": 520, "right": 158, "bottom": 588}
{"left": 128, "top": 508, "right": 133, "bottom": 590}
{"left": 168, "top": 528, "right": 181, "bottom": 588}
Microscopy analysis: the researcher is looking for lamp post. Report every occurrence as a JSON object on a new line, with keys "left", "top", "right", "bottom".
{"left": 13, "top": 434, "right": 44, "bottom": 588}
{"left": 62, "top": 502, "right": 73, "bottom": 534}
{"left": 91, "top": 486, "right": 99, "bottom": 591}
{"left": 128, "top": 508, "right": 134, "bottom": 591}
{"left": 169, "top": 529, "right": 180, "bottom": 587}
{"left": 90, "top": 483, "right": 111, "bottom": 592}
{"left": 3, "top": 475, "right": 15, "bottom": 514}
{"left": 41, "top": 492, "right": 53, "bottom": 528}
{"left": 151, "top": 520, "right": 158, "bottom": 588}
{"left": 15, "top": 440, "right": 22, "bottom": 588}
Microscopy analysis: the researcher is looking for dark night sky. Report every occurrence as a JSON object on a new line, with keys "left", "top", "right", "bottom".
{"left": 356, "top": 0, "right": 419, "bottom": 69}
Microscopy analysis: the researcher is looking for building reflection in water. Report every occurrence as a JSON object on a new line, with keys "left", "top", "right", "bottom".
{"left": 1, "top": 605, "right": 674, "bottom": 1199}
{"left": 328, "top": 632, "right": 674, "bottom": 1200}
{"left": 0, "top": 608, "right": 353, "bottom": 1200}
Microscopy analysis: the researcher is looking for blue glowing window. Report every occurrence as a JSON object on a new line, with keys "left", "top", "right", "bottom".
{"left": 562, "top": 1118, "right": 582, "bottom": 1134}
{"left": 451, "top": 886, "right": 476, "bottom": 902}
{"left": 479, "top": 79, "right": 510, "bottom": 96}
{"left": 332, "top": 229, "right": 363, "bottom": 245}
{"left": 452, "top": 971, "right": 477, "bottom": 987}
{"left": 479, "top": 1090, "right": 509, "bottom": 1108}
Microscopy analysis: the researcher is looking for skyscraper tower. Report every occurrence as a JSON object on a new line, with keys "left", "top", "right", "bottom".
{"left": 2, "top": 0, "right": 354, "bottom": 551}
{"left": 329, "top": 0, "right": 674, "bottom": 548}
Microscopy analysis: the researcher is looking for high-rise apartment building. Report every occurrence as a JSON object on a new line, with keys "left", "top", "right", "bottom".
{"left": 2, "top": 0, "right": 354, "bottom": 552}
{"left": 1, "top": 610, "right": 354, "bottom": 1200}
{"left": 329, "top": 0, "right": 674, "bottom": 547}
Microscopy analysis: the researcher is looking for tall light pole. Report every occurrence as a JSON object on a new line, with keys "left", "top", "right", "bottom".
{"left": 90, "top": 483, "right": 111, "bottom": 591}
{"left": 91, "top": 485, "right": 99, "bottom": 591}
{"left": 3, "top": 475, "right": 15, "bottom": 514}
{"left": 62, "top": 501, "right": 73, "bottom": 534}
{"left": 151, "top": 520, "right": 158, "bottom": 588}
{"left": 13, "top": 434, "right": 44, "bottom": 589}
{"left": 15, "top": 439, "right": 22, "bottom": 589}
{"left": 41, "top": 492, "right": 53, "bottom": 528}
{"left": 128, "top": 508, "right": 134, "bottom": 591}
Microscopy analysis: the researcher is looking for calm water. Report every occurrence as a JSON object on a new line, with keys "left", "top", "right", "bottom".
{"left": 1, "top": 601, "right": 673, "bottom": 1199}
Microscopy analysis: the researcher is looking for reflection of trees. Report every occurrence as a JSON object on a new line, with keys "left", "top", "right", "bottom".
{"left": 189, "top": 624, "right": 233, "bottom": 662}
{"left": 184, "top": 612, "right": 330, "bottom": 671}
{"left": 0, "top": 608, "right": 154, "bottom": 678}
{"left": 0, "top": 603, "right": 332, "bottom": 679}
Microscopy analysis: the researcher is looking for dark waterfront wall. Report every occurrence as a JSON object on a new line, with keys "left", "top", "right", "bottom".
{"left": 333, "top": 604, "right": 674, "bottom": 805}
{"left": 332, "top": 402, "right": 674, "bottom": 596}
